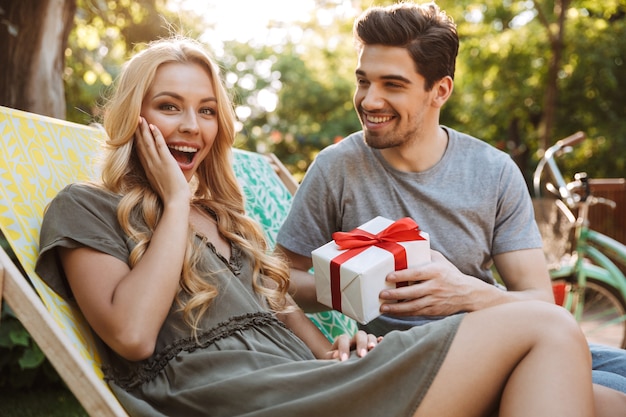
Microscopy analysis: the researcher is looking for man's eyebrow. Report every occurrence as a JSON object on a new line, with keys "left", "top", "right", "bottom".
{"left": 355, "top": 69, "right": 412, "bottom": 84}
{"left": 381, "top": 75, "right": 412, "bottom": 84}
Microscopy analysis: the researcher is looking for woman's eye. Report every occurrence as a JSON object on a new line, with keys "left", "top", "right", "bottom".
{"left": 159, "top": 104, "right": 177, "bottom": 111}
{"left": 200, "top": 107, "right": 216, "bottom": 115}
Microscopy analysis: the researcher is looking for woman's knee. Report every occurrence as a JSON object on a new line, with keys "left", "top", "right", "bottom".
{"left": 509, "top": 301, "right": 589, "bottom": 351}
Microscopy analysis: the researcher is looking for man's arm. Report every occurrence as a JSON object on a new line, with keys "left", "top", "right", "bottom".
{"left": 379, "top": 248, "right": 554, "bottom": 316}
{"left": 492, "top": 248, "right": 555, "bottom": 303}
{"left": 275, "top": 244, "right": 329, "bottom": 312}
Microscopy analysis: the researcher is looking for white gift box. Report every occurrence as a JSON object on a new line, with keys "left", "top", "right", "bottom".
{"left": 312, "top": 216, "right": 430, "bottom": 324}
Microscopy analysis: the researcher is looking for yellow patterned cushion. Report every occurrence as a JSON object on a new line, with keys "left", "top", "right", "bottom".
{"left": 0, "top": 106, "right": 107, "bottom": 377}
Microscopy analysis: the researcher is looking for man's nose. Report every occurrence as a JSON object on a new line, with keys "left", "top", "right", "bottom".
{"left": 360, "top": 86, "right": 385, "bottom": 110}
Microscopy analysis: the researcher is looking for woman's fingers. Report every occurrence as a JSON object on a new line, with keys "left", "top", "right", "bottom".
{"left": 332, "top": 331, "right": 382, "bottom": 361}
{"left": 135, "top": 117, "right": 159, "bottom": 170}
{"left": 333, "top": 334, "right": 351, "bottom": 362}
{"left": 355, "top": 331, "right": 381, "bottom": 357}
{"left": 134, "top": 117, "right": 189, "bottom": 203}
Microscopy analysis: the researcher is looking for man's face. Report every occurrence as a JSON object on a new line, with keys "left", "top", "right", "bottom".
{"left": 353, "top": 44, "right": 437, "bottom": 149}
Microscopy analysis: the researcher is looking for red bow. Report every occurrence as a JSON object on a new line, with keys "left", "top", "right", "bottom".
{"left": 332, "top": 217, "right": 425, "bottom": 249}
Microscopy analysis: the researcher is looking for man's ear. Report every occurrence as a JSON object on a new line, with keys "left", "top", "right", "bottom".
{"left": 431, "top": 76, "right": 454, "bottom": 108}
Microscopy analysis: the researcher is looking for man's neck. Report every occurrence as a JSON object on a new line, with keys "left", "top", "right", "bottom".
{"left": 379, "top": 126, "right": 449, "bottom": 172}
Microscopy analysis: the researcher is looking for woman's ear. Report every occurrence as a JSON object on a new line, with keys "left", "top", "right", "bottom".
{"left": 431, "top": 76, "right": 454, "bottom": 108}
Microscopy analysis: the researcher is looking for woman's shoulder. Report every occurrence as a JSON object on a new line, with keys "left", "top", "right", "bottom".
{"left": 51, "top": 182, "right": 120, "bottom": 211}
{"left": 58, "top": 182, "right": 115, "bottom": 199}
{"left": 43, "top": 183, "right": 122, "bottom": 232}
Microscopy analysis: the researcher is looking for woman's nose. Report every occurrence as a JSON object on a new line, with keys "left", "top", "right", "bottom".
{"left": 178, "top": 111, "right": 199, "bottom": 134}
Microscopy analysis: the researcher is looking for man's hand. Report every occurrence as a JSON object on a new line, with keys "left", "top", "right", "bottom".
{"left": 379, "top": 250, "right": 479, "bottom": 316}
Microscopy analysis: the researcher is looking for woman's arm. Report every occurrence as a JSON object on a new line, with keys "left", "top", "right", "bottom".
{"left": 277, "top": 295, "right": 381, "bottom": 361}
{"left": 59, "top": 199, "right": 188, "bottom": 361}
{"left": 60, "top": 119, "right": 191, "bottom": 361}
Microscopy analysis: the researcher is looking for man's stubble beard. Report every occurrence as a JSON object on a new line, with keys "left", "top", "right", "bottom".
{"left": 363, "top": 123, "right": 423, "bottom": 150}
{"left": 360, "top": 105, "right": 427, "bottom": 150}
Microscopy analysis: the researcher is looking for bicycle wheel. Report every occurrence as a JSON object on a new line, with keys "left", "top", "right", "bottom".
{"left": 552, "top": 278, "right": 626, "bottom": 349}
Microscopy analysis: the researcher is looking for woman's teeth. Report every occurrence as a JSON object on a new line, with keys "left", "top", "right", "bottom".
{"left": 169, "top": 145, "right": 197, "bottom": 153}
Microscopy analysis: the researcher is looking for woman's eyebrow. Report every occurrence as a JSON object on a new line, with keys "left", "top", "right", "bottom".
{"left": 152, "top": 91, "right": 217, "bottom": 103}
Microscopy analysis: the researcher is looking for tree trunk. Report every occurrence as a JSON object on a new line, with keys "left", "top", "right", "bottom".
{"left": 534, "top": 0, "right": 570, "bottom": 150}
{"left": 0, "top": 0, "right": 76, "bottom": 119}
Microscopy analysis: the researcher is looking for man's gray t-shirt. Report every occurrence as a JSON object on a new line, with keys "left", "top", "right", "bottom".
{"left": 276, "top": 127, "right": 542, "bottom": 334}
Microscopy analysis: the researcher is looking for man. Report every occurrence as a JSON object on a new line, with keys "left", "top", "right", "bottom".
{"left": 276, "top": 1, "right": 626, "bottom": 392}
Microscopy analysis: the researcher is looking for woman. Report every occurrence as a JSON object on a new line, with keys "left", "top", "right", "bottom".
{"left": 36, "top": 37, "right": 623, "bottom": 417}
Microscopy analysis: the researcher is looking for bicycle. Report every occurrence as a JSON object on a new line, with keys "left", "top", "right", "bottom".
{"left": 533, "top": 131, "right": 626, "bottom": 349}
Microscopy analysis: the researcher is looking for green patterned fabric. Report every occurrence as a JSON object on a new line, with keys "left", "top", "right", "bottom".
{"left": 232, "top": 149, "right": 357, "bottom": 341}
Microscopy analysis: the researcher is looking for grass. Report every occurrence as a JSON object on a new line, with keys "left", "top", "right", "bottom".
{"left": 0, "top": 385, "right": 87, "bottom": 417}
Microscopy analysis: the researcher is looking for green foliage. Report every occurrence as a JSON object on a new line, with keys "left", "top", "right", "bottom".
{"left": 0, "top": 304, "right": 60, "bottom": 388}
{"left": 220, "top": 11, "right": 361, "bottom": 179}
{"left": 0, "top": 386, "right": 87, "bottom": 417}
{"left": 0, "top": 232, "right": 62, "bottom": 389}
{"left": 60, "top": 0, "right": 626, "bottom": 181}
{"left": 555, "top": 5, "right": 626, "bottom": 179}
{"left": 65, "top": 0, "right": 206, "bottom": 124}
{"left": 437, "top": 0, "right": 626, "bottom": 183}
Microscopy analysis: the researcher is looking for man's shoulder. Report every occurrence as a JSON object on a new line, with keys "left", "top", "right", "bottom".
{"left": 446, "top": 127, "right": 512, "bottom": 163}
{"left": 447, "top": 127, "right": 499, "bottom": 151}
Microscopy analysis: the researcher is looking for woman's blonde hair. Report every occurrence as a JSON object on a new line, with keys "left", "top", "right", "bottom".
{"left": 100, "top": 37, "right": 292, "bottom": 335}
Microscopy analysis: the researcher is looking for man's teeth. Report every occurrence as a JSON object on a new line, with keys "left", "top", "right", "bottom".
{"left": 169, "top": 145, "right": 197, "bottom": 153}
{"left": 367, "top": 115, "right": 391, "bottom": 123}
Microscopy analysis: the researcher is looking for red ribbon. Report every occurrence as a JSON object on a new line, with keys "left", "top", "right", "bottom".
{"left": 329, "top": 218, "right": 425, "bottom": 313}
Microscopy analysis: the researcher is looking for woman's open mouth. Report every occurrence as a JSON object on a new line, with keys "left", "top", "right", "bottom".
{"left": 168, "top": 145, "right": 198, "bottom": 165}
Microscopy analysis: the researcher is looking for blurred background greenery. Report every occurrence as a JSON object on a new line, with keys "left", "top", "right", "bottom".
{"left": 1, "top": 0, "right": 625, "bottom": 413}
{"left": 2, "top": 0, "right": 625, "bottom": 182}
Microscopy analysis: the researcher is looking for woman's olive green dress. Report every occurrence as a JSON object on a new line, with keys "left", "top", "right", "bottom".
{"left": 36, "top": 184, "right": 462, "bottom": 417}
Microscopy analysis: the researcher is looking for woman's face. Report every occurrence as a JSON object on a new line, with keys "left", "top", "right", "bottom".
{"left": 140, "top": 62, "right": 219, "bottom": 182}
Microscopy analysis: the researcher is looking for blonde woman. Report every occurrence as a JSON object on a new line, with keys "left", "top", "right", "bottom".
{"left": 36, "top": 37, "right": 621, "bottom": 417}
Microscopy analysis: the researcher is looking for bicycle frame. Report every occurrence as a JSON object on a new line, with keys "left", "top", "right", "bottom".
{"left": 551, "top": 227, "right": 626, "bottom": 318}
{"left": 534, "top": 132, "right": 626, "bottom": 347}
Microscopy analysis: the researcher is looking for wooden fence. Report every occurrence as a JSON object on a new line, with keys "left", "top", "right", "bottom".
{"left": 588, "top": 179, "right": 626, "bottom": 245}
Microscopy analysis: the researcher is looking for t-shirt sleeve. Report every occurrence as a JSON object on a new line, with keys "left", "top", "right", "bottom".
{"left": 35, "top": 183, "right": 131, "bottom": 301}
{"left": 492, "top": 158, "right": 543, "bottom": 255}
{"left": 276, "top": 151, "right": 339, "bottom": 257}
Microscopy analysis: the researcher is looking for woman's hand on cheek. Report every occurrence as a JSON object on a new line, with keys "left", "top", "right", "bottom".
{"left": 135, "top": 117, "right": 191, "bottom": 205}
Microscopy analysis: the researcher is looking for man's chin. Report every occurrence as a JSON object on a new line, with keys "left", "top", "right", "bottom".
{"left": 363, "top": 131, "right": 386, "bottom": 149}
